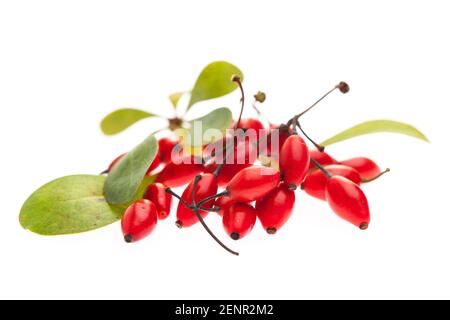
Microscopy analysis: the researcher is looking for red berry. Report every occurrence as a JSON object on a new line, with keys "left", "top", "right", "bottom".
{"left": 236, "top": 118, "right": 265, "bottom": 138}
{"left": 256, "top": 184, "right": 295, "bottom": 234}
{"left": 226, "top": 166, "right": 280, "bottom": 202}
{"left": 214, "top": 195, "right": 237, "bottom": 216}
{"left": 143, "top": 183, "right": 172, "bottom": 220}
{"left": 339, "top": 157, "right": 381, "bottom": 180}
{"left": 121, "top": 199, "right": 158, "bottom": 243}
{"left": 158, "top": 137, "right": 180, "bottom": 163}
{"left": 308, "top": 150, "right": 337, "bottom": 170}
{"left": 156, "top": 156, "right": 204, "bottom": 188}
{"left": 279, "top": 135, "right": 310, "bottom": 189}
{"left": 146, "top": 153, "right": 161, "bottom": 175}
{"left": 222, "top": 203, "right": 257, "bottom": 240}
{"left": 259, "top": 124, "right": 291, "bottom": 157}
{"left": 302, "top": 165, "right": 362, "bottom": 201}
{"left": 176, "top": 173, "right": 218, "bottom": 228}
{"left": 325, "top": 176, "right": 370, "bottom": 230}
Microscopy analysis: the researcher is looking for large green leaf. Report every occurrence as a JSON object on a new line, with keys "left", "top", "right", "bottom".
{"left": 104, "top": 135, "right": 158, "bottom": 204}
{"left": 100, "top": 108, "right": 158, "bottom": 135}
{"left": 321, "top": 119, "right": 429, "bottom": 146}
{"left": 187, "top": 61, "right": 243, "bottom": 110}
{"left": 19, "top": 175, "right": 127, "bottom": 235}
{"left": 177, "top": 107, "right": 232, "bottom": 147}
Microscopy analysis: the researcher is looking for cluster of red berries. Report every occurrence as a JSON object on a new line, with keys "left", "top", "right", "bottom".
{"left": 108, "top": 79, "right": 389, "bottom": 255}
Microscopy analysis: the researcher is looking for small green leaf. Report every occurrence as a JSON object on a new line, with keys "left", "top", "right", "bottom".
{"left": 188, "top": 61, "right": 243, "bottom": 110}
{"left": 177, "top": 107, "right": 232, "bottom": 147}
{"left": 321, "top": 119, "right": 429, "bottom": 146}
{"left": 169, "top": 91, "right": 185, "bottom": 109}
{"left": 20, "top": 175, "right": 127, "bottom": 235}
{"left": 100, "top": 108, "right": 158, "bottom": 135}
{"left": 104, "top": 135, "right": 158, "bottom": 204}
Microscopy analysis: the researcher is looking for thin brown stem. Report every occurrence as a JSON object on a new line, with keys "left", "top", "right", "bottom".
{"left": 311, "top": 158, "right": 332, "bottom": 178}
{"left": 362, "top": 168, "right": 391, "bottom": 183}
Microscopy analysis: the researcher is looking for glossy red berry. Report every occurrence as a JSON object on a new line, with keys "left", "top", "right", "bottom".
{"left": 222, "top": 203, "right": 257, "bottom": 240}
{"left": 256, "top": 184, "right": 295, "bottom": 234}
{"left": 308, "top": 150, "right": 337, "bottom": 170}
{"left": 143, "top": 183, "right": 172, "bottom": 220}
{"left": 325, "top": 176, "right": 370, "bottom": 230}
{"left": 302, "top": 165, "right": 362, "bottom": 201}
{"left": 214, "top": 195, "right": 237, "bottom": 216}
{"left": 146, "top": 153, "right": 161, "bottom": 175}
{"left": 121, "top": 199, "right": 158, "bottom": 243}
{"left": 236, "top": 118, "right": 265, "bottom": 138}
{"left": 259, "top": 124, "right": 291, "bottom": 157}
{"left": 176, "top": 173, "right": 218, "bottom": 228}
{"left": 158, "top": 137, "right": 180, "bottom": 163}
{"left": 279, "top": 135, "right": 310, "bottom": 189}
{"left": 156, "top": 156, "right": 204, "bottom": 188}
{"left": 226, "top": 166, "right": 280, "bottom": 202}
{"left": 339, "top": 157, "right": 381, "bottom": 180}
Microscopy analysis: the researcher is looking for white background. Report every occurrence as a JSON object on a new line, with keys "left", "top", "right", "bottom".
{"left": 1, "top": 0, "right": 449, "bottom": 299}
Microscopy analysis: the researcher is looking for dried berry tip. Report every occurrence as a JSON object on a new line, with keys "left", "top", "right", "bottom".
{"left": 231, "top": 74, "right": 241, "bottom": 82}
{"left": 266, "top": 227, "right": 277, "bottom": 235}
{"left": 359, "top": 222, "right": 369, "bottom": 230}
{"left": 124, "top": 235, "right": 133, "bottom": 243}
{"left": 254, "top": 91, "right": 266, "bottom": 103}
{"left": 175, "top": 220, "right": 183, "bottom": 229}
{"left": 288, "top": 184, "right": 297, "bottom": 191}
{"left": 337, "top": 81, "right": 350, "bottom": 94}
{"left": 230, "top": 232, "right": 240, "bottom": 240}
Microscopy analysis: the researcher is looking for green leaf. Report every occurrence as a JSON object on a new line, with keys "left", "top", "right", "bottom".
{"left": 100, "top": 108, "right": 158, "bottom": 135}
{"left": 187, "top": 61, "right": 243, "bottom": 110}
{"left": 104, "top": 135, "right": 158, "bottom": 204}
{"left": 19, "top": 175, "right": 127, "bottom": 235}
{"left": 321, "top": 119, "right": 429, "bottom": 146}
{"left": 177, "top": 107, "right": 232, "bottom": 147}
{"left": 169, "top": 91, "right": 185, "bottom": 109}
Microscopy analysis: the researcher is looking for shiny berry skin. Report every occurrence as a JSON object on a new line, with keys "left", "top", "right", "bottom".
{"left": 158, "top": 137, "right": 179, "bottom": 163}
{"left": 156, "top": 156, "right": 204, "bottom": 188}
{"left": 302, "top": 165, "right": 362, "bottom": 201}
{"left": 259, "top": 124, "right": 291, "bottom": 157}
{"left": 143, "top": 183, "right": 172, "bottom": 220}
{"left": 226, "top": 166, "right": 281, "bottom": 202}
{"left": 308, "top": 150, "right": 337, "bottom": 170}
{"left": 256, "top": 184, "right": 295, "bottom": 234}
{"left": 214, "top": 195, "right": 237, "bottom": 216}
{"left": 325, "top": 176, "right": 370, "bottom": 230}
{"left": 222, "top": 203, "right": 257, "bottom": 240}
{"left": 146, "top": 153, "right": 161, "bottom": 175}
{"left": 279, "top": 135, "right": 310, "bottom": 189}
{"left": 236, "top": 118, "right": 265, "bottom": 138}
{"left": 339, "top": 157, "right": 381, "bottom": 180}
{"left": 176, "top": 173, "right": 218, "bottom": 228}
{"left": 121, "top": 199, "right": 158, "bottom": 243}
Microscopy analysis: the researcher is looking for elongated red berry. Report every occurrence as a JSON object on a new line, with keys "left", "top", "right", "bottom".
{"left": 176, "top": 173, "right": 218, "bottom": 228}
{"left": 143, "top": 183, "right": 172, "bottom": 219}
{"left": 121, "top": 199, "right": 158, "bottom": 243}
{"left": 222, "top": 203, "right": 257, "bottom": 240}
{"left": 308, "top": 150, "right": 337, "bottom": 170}
{"left": 256, "top": 184, "right": 295, "bottom": 234}
{"left": 156, "top": 156, "right": 204, "bottom": 188}
{"left": 214, "top": 195, "right": 237, "bottom": 216}
{"left": 226, "top": 166, "right": 280, "bottom": 202}
{"left": 325, "top": 176, "right": 370, "bottom": 230}
{"left": 279, "top": 135, "right": 310, "bottom": 189}
{"left": 158, "top": 137, "right": 179, "bottom": 163}
{"left": 259, "top": 124, "right": 291, "bottom": 157}
{"left": 236, "top": 118, "right": 265, "bottom": 138}
{"left": 339, "top": 157, "right": 380, "bottom": 181}
{"left": 302, "top": 165, "right": 361, "bottom": 200}
{"left": 146, "top": 153, "right": 161, "bottom": 175}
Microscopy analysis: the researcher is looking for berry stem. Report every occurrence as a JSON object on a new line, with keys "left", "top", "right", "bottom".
{"left": 362, "top": 168, "right": 391, "bottom": 183}
{"left": 165, "top": 188, "right": 191, "bottom": 208}
{"left": 190, "top": 175, "right": 239, "bottom": 256}
{"left": 295, "top": 122, "right": 325, "bottom": 152}
{"left": 197, "top": 190, "right": 230, "bottom": 207}
{"left": 310, "top": 158, "right": 333, "bottom": 178}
